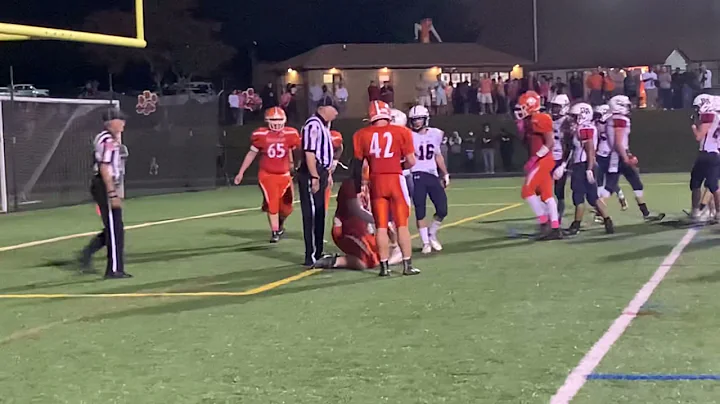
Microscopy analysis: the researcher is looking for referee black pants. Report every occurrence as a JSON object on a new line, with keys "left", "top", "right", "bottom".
{"left": 297, "top": 166, "right": 329, "bottom": 266}
{"left": 86, "top": 176, "right": 125, "bottom": 275}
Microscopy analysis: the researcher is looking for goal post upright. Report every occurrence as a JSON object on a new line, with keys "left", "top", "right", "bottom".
{"left": 0, "top": 0, "right": 146, "bottom": 48}
{"left": 0, "top": 101, "right": 7, "bottom": 213}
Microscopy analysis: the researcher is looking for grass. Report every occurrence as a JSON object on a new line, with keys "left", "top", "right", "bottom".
{"left": 0, "top": 173, "right": 718, "bottom": 404}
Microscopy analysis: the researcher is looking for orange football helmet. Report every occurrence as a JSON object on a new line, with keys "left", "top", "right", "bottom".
{"left": 368, "top": 100, "right": 392, "bottom": 123}
{"left": 515, "top": 91, "right": 542, "bottom": 120}
{"left": 264, "top": 107, "right": 287, "bottom": 131}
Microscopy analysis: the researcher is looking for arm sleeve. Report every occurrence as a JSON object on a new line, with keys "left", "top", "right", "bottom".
{"left": 303, "top": 122, "right": 319, "bottom": 152}
{"left": 532, "top": 114, "right": 553, "bottom": 134}
{"left": 353, "top": 132, "right": 364, "bottom": 160}
{"left": 96, "top": 138, "right": 113, "bottom": 163}
{"left": 578, "top": 128, "right": 595, "bottom": 142}
{"left": 401, "top": 128, "right": 415, "bottom": 156}
{"left": 250, "top": 133, "right": 263, "bottom": 153}
{"left": 700, "top": 113, "right": 715, "bottom": 124}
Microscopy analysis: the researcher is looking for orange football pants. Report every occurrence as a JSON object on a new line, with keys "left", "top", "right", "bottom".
{"left": 521, "top": 157, "right": 554, "bottom": 201}
{"left": 258, "top": 171, "right": 294, "bottom": 217}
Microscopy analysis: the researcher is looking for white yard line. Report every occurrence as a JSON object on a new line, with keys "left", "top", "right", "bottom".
{"left": 550, "top": 228, "right": 698, "bottom": 404}
{"left": 0, "top": 205, "right": 263, "bottom": 253}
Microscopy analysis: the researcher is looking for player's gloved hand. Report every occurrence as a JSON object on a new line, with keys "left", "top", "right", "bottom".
{"left": 367, "top": 223, "right": 375, "bottom": 235}
{"left": 586, "top": 169, "right": 596, "bottom": 184}
{"left": 626, "top": 153, "right": 639, "bottom": 167}
{"left": 442, "top": 174, "right": 450, "bottom": 188}
{"left": 524, "top": 156, "right": 539, "bottom": 173}
{"left": 552, "top": 163, "right": 567, "bottom": 180}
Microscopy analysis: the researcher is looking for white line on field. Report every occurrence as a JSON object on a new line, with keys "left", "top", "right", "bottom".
{"left": 550, "top": 228, "right": 698, "bottom": 404}
{"left": 448, "top": 182, "right": 686, "bottom": 191}
{"left": 0, "top": 204, "right": 267, "bottom": 253}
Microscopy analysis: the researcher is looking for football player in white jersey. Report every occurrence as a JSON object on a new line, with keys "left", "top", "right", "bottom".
{"left": 408, "top": 105, "right": 450, "bottom": 254}
{"left": 593, "top": 104, "right": 628, "bottom": 223}
{"left": 606, "top": 95, "right": 665, "bottom": 221}
{"left": 689, "top": 94, "right": 720, "bottom": 222}
{"left": 547, "top": 94, "right": 572, "bottom": 222}
{"left": 561, "top": 103, "right": 614, "bottom": 235}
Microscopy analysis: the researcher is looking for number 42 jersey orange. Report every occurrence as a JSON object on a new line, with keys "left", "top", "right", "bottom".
{"left": 353, "top": 124, "right": 414, "bottom": 229}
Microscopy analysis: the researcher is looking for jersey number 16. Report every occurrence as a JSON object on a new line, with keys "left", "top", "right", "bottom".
{"left": 418, "top": 144, "right": 434, "bottom": 160}
{"left": 369, "top": 132, "right": 394, "bottom": 158}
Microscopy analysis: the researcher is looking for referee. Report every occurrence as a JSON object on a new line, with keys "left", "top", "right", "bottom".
{"left": 298, "top": 102, "right": 338, "bottom": 266}
{"left": 79, "top": 107, "right": 131, "bottom": 279}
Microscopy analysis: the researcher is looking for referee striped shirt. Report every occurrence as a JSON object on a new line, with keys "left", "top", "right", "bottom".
{"left": 93, "top": 131, "right": 121, "bottom": 184}
{"left": 301, "top": 113, "right": 334, "bottom": 169}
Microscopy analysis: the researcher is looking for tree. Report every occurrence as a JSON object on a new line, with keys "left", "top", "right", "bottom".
{"left": 81, "top": 0, "right": 236, "bottom": 89}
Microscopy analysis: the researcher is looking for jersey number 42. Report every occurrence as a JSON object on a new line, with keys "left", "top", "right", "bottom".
{"left": 369, "top": 132, "right": 394, "bottom": 158}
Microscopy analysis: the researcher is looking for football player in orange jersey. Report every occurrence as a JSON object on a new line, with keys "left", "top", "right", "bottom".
{"left": 325, "top": 129, "right": 344, "bottom": 210}
{"left": 353, "top": 100, "right": 420, "bottom": 276}
{"left": 313, "top": 162, "right": 403, "bottom": 270}
{"left": 516, "top": 91, "right": 562, "bottom": 240}
{"left": 234, "top": 107, "right": 301, "bottom": 243}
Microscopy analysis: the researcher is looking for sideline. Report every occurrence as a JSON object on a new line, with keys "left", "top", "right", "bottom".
{"left": 550, "top": 228, "right": 698, "bottom": 404}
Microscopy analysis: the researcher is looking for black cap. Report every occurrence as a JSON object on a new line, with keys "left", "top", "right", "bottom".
{"left": 102, "top": 107, "right": 126, "bottom": 122}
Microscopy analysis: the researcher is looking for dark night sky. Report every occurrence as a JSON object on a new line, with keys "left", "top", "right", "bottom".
{"left": 0, "top": 0, "right": 484, "bottom": 93}
{"left": 1, "top": 0, "right": 718, "bottom": 93}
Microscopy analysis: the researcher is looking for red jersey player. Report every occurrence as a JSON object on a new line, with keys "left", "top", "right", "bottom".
{"left": 516, "top": 91, "right": 562, "bottom": 240}
{"left": 235, "top": 107, "right": 300, "bottom": 243}
{"left": 325, "top": 129, "right": 344, "bottom": 210}
{"left": 353, "top": 100, "right": 420, "bottom": 276}
{"left": 313, "top": 164, "right": 402, "bottom": 270}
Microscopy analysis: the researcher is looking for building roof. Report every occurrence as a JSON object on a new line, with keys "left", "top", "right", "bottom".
{"left": 272, "top": 43, "right": 531, "bottom": 71}
{"left": 531, "top": 43, "right": 675, "bottom": 71}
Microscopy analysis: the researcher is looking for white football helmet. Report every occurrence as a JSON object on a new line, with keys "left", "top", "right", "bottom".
{"left": 390, "top": 108, "right": 407, "bottom": 126}
{"left": 593, "top": 104, "right": 612, "bottom": 123}
{"left": 608, "top": 95, "right": 632, "bottom": 116}
{"left": 548, "top": 94, "right": 570, "bottom": 119}
{"left": 569, "top": 102, "right": 593, "bottom": 125}
{"left": 693, "top": 94, "right": 716, "bottom": 114}
{"left": 407, "top": 105, "right": 430, "bottom": 130}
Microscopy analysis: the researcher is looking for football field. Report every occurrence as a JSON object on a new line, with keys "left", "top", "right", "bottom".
{"left": 1, "top": 173, "right": 719, "bottom": 404}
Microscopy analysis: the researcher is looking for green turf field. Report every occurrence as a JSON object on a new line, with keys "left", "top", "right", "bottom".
{"left": 1, "top": 173, "right": 718, "bottom": 404}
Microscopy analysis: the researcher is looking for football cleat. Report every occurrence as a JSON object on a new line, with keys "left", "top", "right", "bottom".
{"left": 277, "top": 227, "right": 285, "bottom": 238}
{"left": 563, "top": 221, "right": 581, "bottom": 237}
{"left": 429, "top": 237, "right": 443, "bottom": 251}
{"left": 643, "top": 212, "right": 666, "bottom": 222}
{"left": 603, "top": 217, "right": 615, "bottom": 234}
{"left": 311, "top": 254, "right": 337, "bottom": 269}
{"left": 421, "top": 244, "right": 432, "bottom": 254}
{"left": 538, "top": 228, "right": 563, "bottom": 241}
{"left": 619, "top": 197, "right": 628, "bottom": 211}
{"left": 403, "top": 267, "right": 421, "bottom": 276}
{"left": 378, "top": 261, "right": 392, "bottom": 277}
{"left": 270, "top": 231, "right": 281, "bottom": 243}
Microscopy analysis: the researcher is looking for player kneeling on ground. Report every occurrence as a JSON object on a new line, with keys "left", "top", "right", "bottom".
{"left": 313, "top": 164, "right": 402, "bottom": 270}
{"left": 559, "top": 103, "right": 614, "bottom": 235}
{"left": 235, "top": 107, "right": 300, "bottom": 243}
{"left": 689, "top": 94, "right": 720, "bottom": 223}
{"left": 408, "top": 105, "right": 450, "bottom": 254}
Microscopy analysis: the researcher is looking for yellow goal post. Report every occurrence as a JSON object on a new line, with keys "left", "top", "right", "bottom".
{"left": 0, "top": 0, "right": 146, "bottom": 48}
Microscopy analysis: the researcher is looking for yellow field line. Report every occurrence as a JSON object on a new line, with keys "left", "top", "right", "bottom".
{"left": 0, "top": 203, "right": 522, "bottom": 299}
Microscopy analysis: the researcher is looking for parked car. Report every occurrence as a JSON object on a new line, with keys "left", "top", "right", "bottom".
{"left": 12, "top": 84, "right": 49, "bottom": 97}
